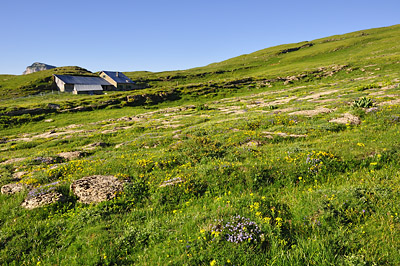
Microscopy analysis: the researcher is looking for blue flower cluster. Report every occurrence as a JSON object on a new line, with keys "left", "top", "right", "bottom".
{"left": 306, "top": 152, "right": 321, "bottom": 173}
{"left": 211, "top": 215, "right": 262, "bottom": 244}
{"left": 306, "top": 152, "right": 321, "bottom": 165}
{"left": 27, "top": 181, "right": 60, "bottom": 199}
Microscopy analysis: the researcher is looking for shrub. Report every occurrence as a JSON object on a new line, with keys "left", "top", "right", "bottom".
{"left": 352, "top": 97, "right": 373, "bottom": 108}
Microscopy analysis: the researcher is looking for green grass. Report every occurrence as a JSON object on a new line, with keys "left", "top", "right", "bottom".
{"left": 0, "top": 24, "right": 400, "bottom": 265}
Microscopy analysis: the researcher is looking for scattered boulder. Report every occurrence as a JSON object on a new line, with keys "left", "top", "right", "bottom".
{"left": 262, "top": 131, "right": 307, "bottom": 138}
{"left": 160, "top": 177, "right": 184, "bottom": 187}
{"left": 115, "top": 142, "right": 126, "bottom": 149}
{"left": 329, "top": 113, "right": 361, "bottom": 125}
{"left": 70, "top": 175, "right": 125, "bottom": 204}
{"left": 82, "top": 142, "right": 108, "bottom": 151}
{"left": 44, "top": 119, "right": 54, "bottom": 123}
{"left": 115, "top": 141, "right": 135, "bottom": 148}
{"left": 47, "top": 103, "right": 60, "bottom": 110}
{"left": 32, "top": 156, "right": 60, "bottom": 164}
{"left": 21, "top": 192, "right": 65, "bottom": 209}
{"left": 1, "top": 183, "right": 28, "bottom": 195}
{"left": 0, "top": 158, "right": 26, "bottom": 165}
{"left": 57, "top": 151, "right": 85, "bottom": 161}
{"left": 12, "top": 171, "right": 28, "bottom": 180}
{"left": 366, "top": 107, "right": 379, "bottom": 113}
{"left": 242, "top": 140, "right": 263, "bottom": 148}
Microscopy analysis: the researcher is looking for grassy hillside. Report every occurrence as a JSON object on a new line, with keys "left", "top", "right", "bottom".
{"left": 125, "top": 24, "right": 400, "bottom": 87}
{"left": 0, "top": 25, "right": 400, "bottom": 265}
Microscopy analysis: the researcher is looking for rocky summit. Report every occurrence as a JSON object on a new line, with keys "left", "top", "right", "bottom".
{"left": 23, "top": 62, "right": 56, "bottom": 75}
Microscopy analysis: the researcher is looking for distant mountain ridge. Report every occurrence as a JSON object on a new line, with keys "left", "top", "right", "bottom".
{"left": 23, "top": 62, "right": 56, "bottom": 75}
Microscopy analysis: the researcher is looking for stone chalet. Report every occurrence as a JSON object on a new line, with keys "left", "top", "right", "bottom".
{"left": 99, "top": 71, "right": 137, "bottom": 91}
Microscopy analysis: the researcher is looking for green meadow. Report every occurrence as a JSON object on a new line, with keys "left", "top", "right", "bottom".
{"left": 0, "top": 24, "right": 400, "bottom": 265}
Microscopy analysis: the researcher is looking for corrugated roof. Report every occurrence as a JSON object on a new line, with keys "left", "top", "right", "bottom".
{"left": 54, "top": 75, "right": 112, "bottom": 85}
{"left": 101, "top": 71, "right": 135, "bottom": 84}
{"left": 74, "top": 84, "right": 103, "bottom": 91}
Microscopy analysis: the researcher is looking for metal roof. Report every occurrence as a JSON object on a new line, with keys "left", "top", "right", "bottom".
{"left": 54, "top": 75, "right": 112, "bottom": 85}
{"left": 74, "top": 84, "right": 103, "bottom": 91}
{"left": 100, "top": 71, "right": 135, "bottom": 84}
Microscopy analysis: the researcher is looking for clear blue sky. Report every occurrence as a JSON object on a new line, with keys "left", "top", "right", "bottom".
{"left": 1, "top": 0, "right": 399, "bottom": 75}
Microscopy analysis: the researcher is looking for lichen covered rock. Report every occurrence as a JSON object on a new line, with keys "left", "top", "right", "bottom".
{"left": 70, "top": 175, "right": 124, "bottom": 204}
{"left": 1, "top": 183, "right": 27, "bottom": 195}
{"left": 21, "top": 192, "right": 65, "bottom": 209}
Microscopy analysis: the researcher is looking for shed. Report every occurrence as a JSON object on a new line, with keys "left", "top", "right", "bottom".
{"left": 54, "top": 75, "right": 113, "bottom": 94}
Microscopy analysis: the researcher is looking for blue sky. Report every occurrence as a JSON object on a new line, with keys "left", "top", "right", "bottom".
{"left": 1, "top": 0, "right": 399, "bottom": 74}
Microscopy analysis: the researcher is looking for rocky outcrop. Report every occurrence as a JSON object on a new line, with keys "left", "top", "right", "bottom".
{"left": 279, "top": 43, "right": 314, "bottom": 54}
{"left": 23, "top": 62, "right": 56, "bottom": 75}
{"left": 70, "top": 175, "right": 125, "bottom": 204}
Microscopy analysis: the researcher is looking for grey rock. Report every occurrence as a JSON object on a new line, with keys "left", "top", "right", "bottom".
{"left": 70, "top": 175, "right": 125, "bottom": 204}
{"left": 366, "top": 107, "right": 379, "bottom": 113}
{"left": 47, "top": 103, "right": 60, "bottom": 110}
